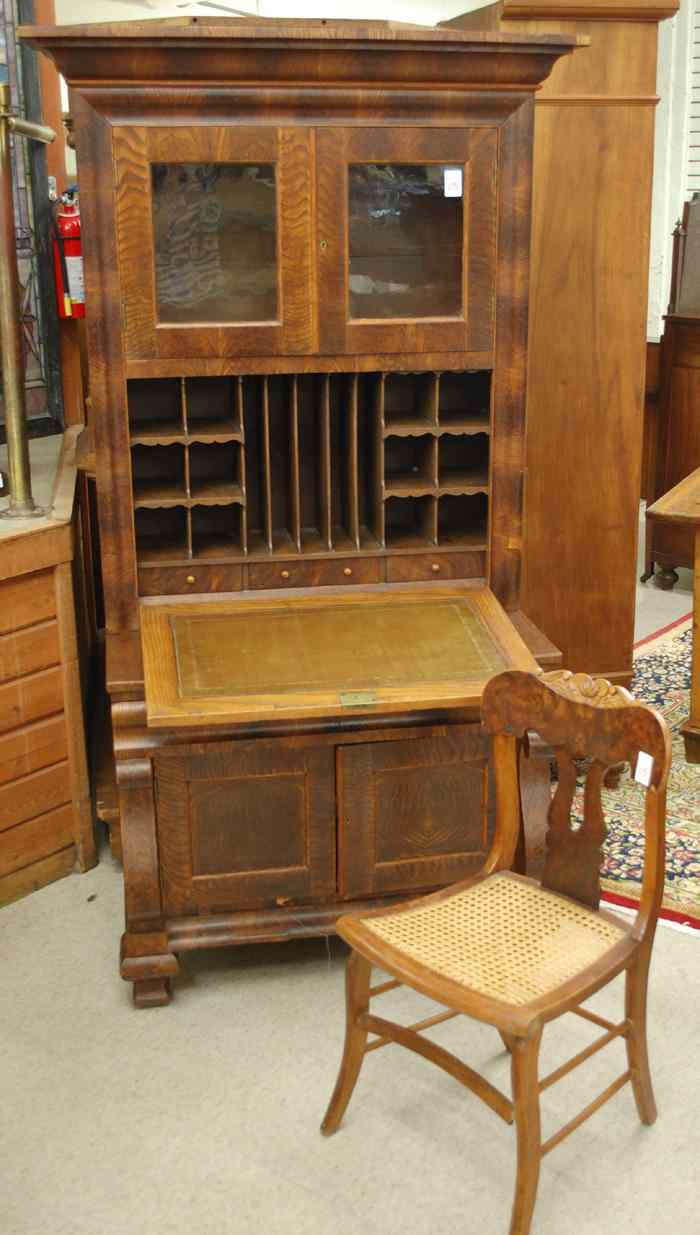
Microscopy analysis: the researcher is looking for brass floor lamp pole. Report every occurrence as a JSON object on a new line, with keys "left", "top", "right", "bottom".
{"left": 0, "top": 71, "right": 55, "bottom": 517}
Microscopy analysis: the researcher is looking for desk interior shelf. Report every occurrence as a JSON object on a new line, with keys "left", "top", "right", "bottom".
{"left": 130, "top": 370, "right": 491, "bottom": 576}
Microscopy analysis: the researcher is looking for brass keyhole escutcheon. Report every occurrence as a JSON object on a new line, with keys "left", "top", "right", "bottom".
{"left": 320, "top": 239, "right": 328, "bottom": 251}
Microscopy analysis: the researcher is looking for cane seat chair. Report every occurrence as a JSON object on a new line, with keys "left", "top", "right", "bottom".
{"left": 321, "top": 669, "right": 671, "bottom": 1235}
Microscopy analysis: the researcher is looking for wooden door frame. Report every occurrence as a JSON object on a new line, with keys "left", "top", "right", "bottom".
{"left": 316, "top": 125, "right": 498, "bottom": 357}
{"left": 113, "top": 124, "right": 317, "bottom": 361}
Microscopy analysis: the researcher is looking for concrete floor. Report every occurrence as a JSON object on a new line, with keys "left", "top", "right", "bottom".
{"left": 1, "top": 540, "right": 697, "bottom": 1235}
{"left": 1, "top": 859, "right": 698, "bottom": 1235}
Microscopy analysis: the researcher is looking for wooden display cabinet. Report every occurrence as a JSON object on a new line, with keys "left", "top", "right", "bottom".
{"left": 22, "top": 18, "right": 575, "bottom": 1005}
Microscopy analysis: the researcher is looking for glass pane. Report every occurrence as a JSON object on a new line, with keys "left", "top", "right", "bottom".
{"left": 348, "top": 164, "right": 463, "bottom": 320}
{"left": 151, "top": 163, "right": 277, "bottom": 324}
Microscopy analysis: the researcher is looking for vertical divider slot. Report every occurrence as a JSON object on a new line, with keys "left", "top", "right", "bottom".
{"left": 180, "top": 377, "right": 191, "bottom": 559}
{"left": 262, "top": 377, "right": 273, "bottom": 551}
{"left": 183, "top": 426, "right": 193, "bottom": 558}
{"left": 426, "top": 494, "right": 438, "bottom": 545}
{"left": 347, "top": 375, "right": 360, "bottom": 549}
{"left": 236, "top": 378, "right": 248, "bottom": 554}
{"left": 425, "top": 372, "right": 439, "bottom": 429}
{"left": 179, "top": 377, "right": 187, "bottom": 434}
{"left": 320, "top": 375, "right": 333, "bottom": 550}
{"left": 288, "top": 375, "right": 302, "bottom": 551}
{"left": 374, "top": 374, "right": 386, "bottom": 548}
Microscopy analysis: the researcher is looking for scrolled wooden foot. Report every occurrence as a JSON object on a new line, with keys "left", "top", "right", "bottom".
{"left": 321, "top": 950, "right": 372, "bottom": 1136}
{"left": 133, "top": 977, "right": 171, "bottom": 1008}
{"left": 120, "top": 932, "right": 179, "bottom": 1007}
{"left": 654, "top": 567, "right": 679, "bottom": 591}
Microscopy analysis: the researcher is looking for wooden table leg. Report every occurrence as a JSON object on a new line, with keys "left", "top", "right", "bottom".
{"left": 681, "top": 527, "right": 700, "bottom": 763}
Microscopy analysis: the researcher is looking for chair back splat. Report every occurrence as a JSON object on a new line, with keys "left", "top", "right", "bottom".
{"left": 482, "top": 670, "right": 671, "bottom": 936}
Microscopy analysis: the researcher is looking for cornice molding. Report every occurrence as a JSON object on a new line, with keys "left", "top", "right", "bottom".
{"left": 19, "top": 22, "right": 578, "bottom": 94}
{"left": 501, "top": 0, "right": 678, "bottom": 23}
{"left": 537, "top": 93, "right": 660, "bottom": 104}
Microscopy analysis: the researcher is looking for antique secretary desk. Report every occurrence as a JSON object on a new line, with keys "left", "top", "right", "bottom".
{"left": 22, "top": 18, "right": 576, "bottom": 1005}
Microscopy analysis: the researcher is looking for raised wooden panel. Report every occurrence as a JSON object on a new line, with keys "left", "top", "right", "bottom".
{"left": 0, "top": 666, "right": 64, "bottom": 735}
{"left": 155, "top": 742, "right": 336, "bottom": 914}
{"left": 0, "top": 761, "right": 70, "bottom": 833}
{"left": 0, "top": 620, "right": 60, "bottom": 684}
{"left": 0, "top": 569, "right": 55, "bottom": 636}
{"left": 338, "top": 728, "right": 492, "bottom": 897}
{"left": 190, "top": 777, "right": 306, "bottom": 875}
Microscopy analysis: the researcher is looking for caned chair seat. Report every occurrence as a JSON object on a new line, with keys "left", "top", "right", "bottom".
{"left": 353, "top": 871, "right": 627, "bottom": 1009}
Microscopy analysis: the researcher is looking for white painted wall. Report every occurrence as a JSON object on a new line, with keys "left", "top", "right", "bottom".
{"left": 51, "top": 0, "right": 692, "bottom": 339}
{"left": 54, "top": 0, "right": 480, "bottom": 24}
{"left": 649, "top": 1, "right": 692, "bottom": 340}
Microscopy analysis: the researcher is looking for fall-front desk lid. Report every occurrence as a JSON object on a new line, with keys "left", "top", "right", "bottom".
{"left": 140, "top": 583, "right": 537, "bottom": 729}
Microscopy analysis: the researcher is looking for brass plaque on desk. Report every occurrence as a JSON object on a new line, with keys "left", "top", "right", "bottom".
{"left": 140, "top": 585, "right": 537, "bottom": 729}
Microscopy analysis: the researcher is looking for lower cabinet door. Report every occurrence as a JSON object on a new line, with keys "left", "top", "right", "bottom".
{"left": 154, "top": 742, "right": 336, "bottom": 915}
{"left": 337, "top": 729, "right": 492, "bottom": 899}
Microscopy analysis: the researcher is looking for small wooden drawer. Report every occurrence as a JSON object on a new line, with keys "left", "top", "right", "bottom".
{"left": 386, "top": 551, "right": 486, "bottom": 583}
{"left": 138, "top": 565, "right": 243, "bottom": 596}
{"left": 248, "top": 557, "right": 381, "bottom": 591}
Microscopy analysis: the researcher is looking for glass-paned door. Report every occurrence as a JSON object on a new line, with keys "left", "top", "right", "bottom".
{"left": 316, "top": 128, "right": 498, "bottom": 356}
{"left": 113, "top": 126, "right": 315, "bottom": 360}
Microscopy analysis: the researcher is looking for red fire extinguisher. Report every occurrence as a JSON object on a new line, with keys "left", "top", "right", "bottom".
{"left": 52, "top": 188, "right": 85, "bottom": 319}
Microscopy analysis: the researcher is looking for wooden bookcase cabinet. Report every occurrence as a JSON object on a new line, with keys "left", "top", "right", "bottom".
{"left": 22, "top": 19, "right": 575, "bottom": 1005}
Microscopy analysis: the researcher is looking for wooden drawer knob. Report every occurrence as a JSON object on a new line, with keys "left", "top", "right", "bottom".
{"left": 186, "top": 575, "right": 196, "bottom": 584}
{"left": 343, "top": 567, "right": 352, "bottom": 577}
{"left": 431, "top": 563, "right": 441, "bottom": 573}
{"left": 281, "top": 570, "right": 290, "bottom": 580}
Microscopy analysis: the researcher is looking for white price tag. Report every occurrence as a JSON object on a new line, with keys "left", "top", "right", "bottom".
{"left": 443, "top": 168, "right": 463, "bottom": 198}
{"left": 634, "top": 751, "right": 654, "bottom": 787}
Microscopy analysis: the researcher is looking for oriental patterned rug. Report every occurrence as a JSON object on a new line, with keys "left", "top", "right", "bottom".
{"left": 594, "top": 614, "right": 700, "bottom": 928}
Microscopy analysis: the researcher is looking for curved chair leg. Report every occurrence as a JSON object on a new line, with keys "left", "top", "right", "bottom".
{"left": 509, "top": 1029, "right": 543, "bottom": 1235}
{"left": 625, "top": 946, "right": 657, "bottom": 1125}
{"left": 321, "top": 950, "right": 372, "bottom": 1136}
